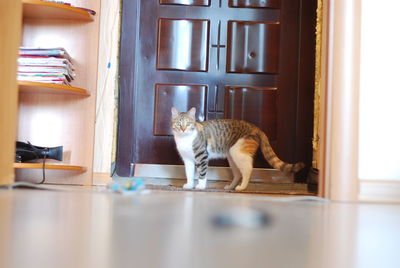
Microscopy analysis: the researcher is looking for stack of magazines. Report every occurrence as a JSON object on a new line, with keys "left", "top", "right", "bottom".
{"left": 18, "top": 47, "right": 76, "bottom": 86}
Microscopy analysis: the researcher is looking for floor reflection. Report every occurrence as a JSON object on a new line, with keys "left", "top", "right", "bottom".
{"left": 1, "top": 189, "right": 400, "bottom": 268}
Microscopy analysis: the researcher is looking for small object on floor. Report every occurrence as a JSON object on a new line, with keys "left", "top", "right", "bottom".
{"left": 107, "top": 178, "right": 148, "bottom": 195}
{"left": 212, "top": 207, "right": 271, "bottom": 229}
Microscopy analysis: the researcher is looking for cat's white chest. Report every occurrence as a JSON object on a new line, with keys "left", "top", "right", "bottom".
{"left": 174, "top": 131, "right": 197, "bottom": 160}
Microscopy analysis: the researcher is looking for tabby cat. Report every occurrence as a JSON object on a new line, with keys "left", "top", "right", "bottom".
{"left": 171, "top": 107, "right": 305, "bottom": 191}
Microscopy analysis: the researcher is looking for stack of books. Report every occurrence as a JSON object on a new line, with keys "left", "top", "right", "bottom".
{"left": 18, "top": 47, "right": 76, "bottom": 86}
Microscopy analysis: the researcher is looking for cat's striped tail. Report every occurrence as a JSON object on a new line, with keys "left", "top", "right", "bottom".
{"left": 257, "top": 130, "right": 305, "bottom": 173}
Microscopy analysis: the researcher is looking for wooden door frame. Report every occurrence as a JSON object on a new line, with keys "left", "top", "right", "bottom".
{"left": 319, "top": 0, "right": 361, "bottom": 201}
{"left": 320, "top": 0, "right": 400, "bottom": 202}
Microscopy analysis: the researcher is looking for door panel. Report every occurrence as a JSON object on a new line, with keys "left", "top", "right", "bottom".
{"left": 157, "top": 19, "right": 210, "bottom": 72}
{"left": 160, "top": 0, "right": 211, "bottom": 6}
{"left": 224, "top": 86, "right": 277, "bottom": 141}
{"left": 117, "top": 0, "right": 316, "bottom": 180}
{"left": 229, "top": 0, "right": 280, "bottom": 8}
{"left": 227, "top": 21, "right": 280, "bottom": 74}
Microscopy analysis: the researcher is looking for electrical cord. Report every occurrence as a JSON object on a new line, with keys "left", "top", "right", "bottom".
{"left": 39, "top": 150, "right": 47, "bottom": 184}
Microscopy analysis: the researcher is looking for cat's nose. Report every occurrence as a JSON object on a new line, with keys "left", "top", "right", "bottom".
{"left": 181, "top": 126, "right": 187, "bottom": 132}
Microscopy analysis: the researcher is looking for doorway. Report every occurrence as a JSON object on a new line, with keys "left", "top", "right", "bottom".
{"left": 116, "top": 0, "right": 316, "bottom": 185}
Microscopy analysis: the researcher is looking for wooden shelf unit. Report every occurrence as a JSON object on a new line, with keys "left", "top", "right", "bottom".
{"left": 14, "top": 163, "right": 86, "bottom": 172}
{"left": 16, "top": 0, "right": 100, "bottom": 184}
{"left": 18, "top": 81, "right": 90, "bottom": 96}
{"left": 0, "top": 0, "right": 21, "bottom": 185}
{"left": 22, "top": 0, "right": 94, "bottom": 21}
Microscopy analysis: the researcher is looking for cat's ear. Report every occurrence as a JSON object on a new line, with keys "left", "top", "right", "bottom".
{"left": 188, "top": 107, "right": 196, "bottom": 120}
{"left": 171, "top": 107, "right": 179, "bottom": 118}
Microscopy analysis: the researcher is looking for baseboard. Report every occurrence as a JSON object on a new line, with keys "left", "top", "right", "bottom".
{"left": 134, "top": 164, "right": 294, "bottom": 183}
{"left": 93, "top": 172, "right": 112, "bottom": 185}
{"left": 359, "top": 179, "right": 400, "bottom": 203}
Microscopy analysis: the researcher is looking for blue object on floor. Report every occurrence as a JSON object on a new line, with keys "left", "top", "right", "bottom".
{"left": 107, "top": 178, "right": 146, "bottom": 195}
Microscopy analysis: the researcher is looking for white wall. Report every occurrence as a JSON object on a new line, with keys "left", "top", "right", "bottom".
{"left": 93, "top": 0, "right": 120, "bottom": 175}
{"left": 359, "top": 0, "right": 400, "bottom": 181}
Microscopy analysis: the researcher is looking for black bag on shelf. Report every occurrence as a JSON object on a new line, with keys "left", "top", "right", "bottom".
{"left": 15, "top": 141, "right": 63, "bottom": 163}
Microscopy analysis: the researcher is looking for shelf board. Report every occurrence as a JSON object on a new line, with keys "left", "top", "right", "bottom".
{"left": 22, "top": 0, "right": 94, "bottom": 21}
{"left": 18, "top": 81, "right": 90, "bottom": 96}
{"left": 14, "top": 163, "right": 86, "bottom": 172}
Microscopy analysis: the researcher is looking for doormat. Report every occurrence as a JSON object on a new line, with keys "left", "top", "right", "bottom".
{"left": 145, "top": 183, "right": 314, "bottom": 196}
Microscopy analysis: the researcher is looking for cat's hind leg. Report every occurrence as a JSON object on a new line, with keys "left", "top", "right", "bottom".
{"left": 230, "top": 138, "right": 257, "bottom": 191}
{"left": 224, "top": 155, "right": 242, "bottom": 190}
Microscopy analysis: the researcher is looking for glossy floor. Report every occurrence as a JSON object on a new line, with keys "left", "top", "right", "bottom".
{"left": 1, "top": 187, "right": 400, "bottom": 268}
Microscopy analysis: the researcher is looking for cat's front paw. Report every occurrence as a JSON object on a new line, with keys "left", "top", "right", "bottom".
{"left": 195, "top": 184, "right": 206, "bottom": 190}
{"left": 195, "top": 179, "right": 207, "bottom": 190}
{"left": 235, "top": 185, "right": 246, "bottom": 191}
{"left": 183, "top": 183, "right": 194, "bottom": 189}
{"left": 224, "top": 184, "right": 235, "bottom": 190}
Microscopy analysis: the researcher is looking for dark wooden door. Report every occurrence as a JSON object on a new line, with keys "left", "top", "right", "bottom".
{"left": 117, "top": 0, "right": 316, "bottom": 180}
